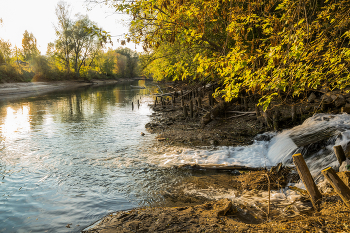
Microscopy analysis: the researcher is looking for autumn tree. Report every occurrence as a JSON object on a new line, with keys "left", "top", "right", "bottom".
{"left": 22, "top": 30, "right": 39, "bottom": 61}
{"left": 54, "top": 1, "right": 73, "bottom": 73}
{"left": 95, "top": 0, "right": 350, "bottom": 108}
{"left": 115, "top": 47, "right": 139, "bottom": 78}
{"left": 0, "top": 38, "right": 12, "bottom": 63}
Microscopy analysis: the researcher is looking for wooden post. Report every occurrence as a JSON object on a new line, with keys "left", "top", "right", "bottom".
{"left": 263, "top": 110, "right": 272, "bottom": 128}
{"left": 190, "top": 100, "right": 194, "bottom": 118}
{"left": 255, "top": 105, "right": 260, "bottom": 117}
{"left": 291, "top": 105, "right": 296, "bottom": 122}
{"left": 132, "top": 102, "right": 134, "bottom": 110}
{"left": 334, "top": 145, "right": 347, "bottom": 165}
{"left": 244, "top": 97, "right": 248, "bottom": 111}
{"left": 322, "top": 167, "right": 350, "bottom": 208}
{"left": 183, "top": 105, "right": 188, "bottom": 118}
{"left": 209, "top": 93, "right": 213, "bottom": 107}
{"left": 273, "top": 110, "right": 279, "bottom": 131}
{"left": 293, "top": 153, "right": 322, "bottom": 210}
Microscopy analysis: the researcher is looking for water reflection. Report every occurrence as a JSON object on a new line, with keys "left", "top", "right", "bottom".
{"left": 0, "top": 81, "right": 172, "bottom": 233}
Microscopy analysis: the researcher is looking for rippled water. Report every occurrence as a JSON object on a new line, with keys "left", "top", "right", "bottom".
{"left": 0, "top": 80, "right": 187, "bottom": 232}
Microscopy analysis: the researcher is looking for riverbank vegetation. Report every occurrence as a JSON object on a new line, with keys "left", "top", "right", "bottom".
{"left": 106, "top": 0, "right": 350, "bottom": 108}
{"left": 0, "top": 2, "right": 140, "bottom": 83}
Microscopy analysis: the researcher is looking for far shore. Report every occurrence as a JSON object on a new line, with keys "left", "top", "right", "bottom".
{"left": 0, "top": 78, "right": 138, "bottom": 102}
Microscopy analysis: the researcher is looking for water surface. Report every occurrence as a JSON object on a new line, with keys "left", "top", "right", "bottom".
{"left": 0, "top": 80, "right": 179, "bottom": 232}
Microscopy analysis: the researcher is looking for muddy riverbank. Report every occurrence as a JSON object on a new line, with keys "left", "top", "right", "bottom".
{"left": 0, "top": 79, "right": 135, "bottom": 102}
{"left": 84, "top": 81, "right": 350, "bottom": 232}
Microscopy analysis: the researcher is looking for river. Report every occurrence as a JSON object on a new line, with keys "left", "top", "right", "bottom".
{"left": 0, "top": 80, "right": 188, "bottom": 232}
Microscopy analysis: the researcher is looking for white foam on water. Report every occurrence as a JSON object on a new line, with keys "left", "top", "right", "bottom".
{"left": 147, "top": 113, "right": 350, "bottom": 176}
{"left": 148, "top": 133, "right": 275, "bottom": 168}
{"left": 150, "top": 113, "right": 350, "bottom": 217}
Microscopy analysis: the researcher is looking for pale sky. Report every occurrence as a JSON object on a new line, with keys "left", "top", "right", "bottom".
{"left": 0, "top": 0, "right": 141, "bottom": 54}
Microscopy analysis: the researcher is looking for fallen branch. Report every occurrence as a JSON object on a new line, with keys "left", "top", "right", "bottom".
{"left": 288, "top": 186, "right": 309, "bottom": 196}
{"left": 176, "top": 164, "right": 261, "bottom": 171}
{"left": 226, "top": 113, "right": 255, "bottom": 119}
{"left": 226, "top": 111, "right": 256, "bottom": 114}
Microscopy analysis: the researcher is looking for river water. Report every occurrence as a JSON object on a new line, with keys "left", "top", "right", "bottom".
{"left": 1, "top": 80, "right": 350, "bottom": 232}
{"left": 0, "top": 80, "right": 188, "bottom": 232}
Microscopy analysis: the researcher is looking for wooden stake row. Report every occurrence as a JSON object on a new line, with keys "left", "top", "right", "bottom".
{"left": 293, "top": 146, "right": 350, "bottom": 211}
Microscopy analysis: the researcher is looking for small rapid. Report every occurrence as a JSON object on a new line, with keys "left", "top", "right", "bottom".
{"left": 151, "top": 113, "right": 350, "bottom": 176}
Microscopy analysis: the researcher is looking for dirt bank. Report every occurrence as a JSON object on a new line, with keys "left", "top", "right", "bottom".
{"left": 83, "top": 81, "right": 350, "bottom": 232}
{"left": 0, "top": 79, "right": 128, "bottom": 102}
{"left": 83, "top": 168, "right": 350, "bottom": 232}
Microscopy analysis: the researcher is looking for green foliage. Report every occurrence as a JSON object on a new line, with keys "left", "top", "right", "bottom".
{"left": 0, "top": 2, "right": 141, "bottom": 83}
{"left": 0, "top": 38, "right": 12, "bottom": 63}
{"left": 22, "top": 30, "right": 39, "bottom": 61}
{"left": 105, "top": 0, "right": 350, "bottom": 108}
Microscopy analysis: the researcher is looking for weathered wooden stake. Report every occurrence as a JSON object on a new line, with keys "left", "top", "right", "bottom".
{"left": 322, "top": 167, "right": 350, "bottom": 208}
{"left": 291, "top": 105, "right": 296, "bottom": 122}
{"left": 190, "top": 100, "right": 194, "bottom": 118}
{"left": 263, "top": 110, "right": 272, "bottom": 128}
{"left": 334, "top": 145, "right": 347, "bottom": 165}
{"left": 209, "top": 93, "right": 213, "bottom": 107}
{"left": 244, "top": 97, "right": 248, "bottom": 111}
{"left": 132, "top": 102, "right": 134, "bottom": 110}
{"left": 183, "top": 105, "right": 188, "bottom": 118}
{"left": 293, "top": 153, "right": 322, "bottom": 210}
{"left": 172, "top": 95, "right": 175, "bottom": 107}
{"left": 273, "top": 110, "right": 279, "bottom": 131}
{"left": 255, "top": 105, "right": 260, "bottom": 117}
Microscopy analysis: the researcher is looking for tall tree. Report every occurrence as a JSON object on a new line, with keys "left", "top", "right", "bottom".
{"left": 0, "top": 39, "right": 12, "bottom": 63}
{"left": 71, "top": 15, "right": 99, "bottom": 75}
{"left": 115, "top": 47, "right": 139, "bottom": 78}
{"left": 22, "top": 30, "right": 39, "bottom": 61}
{"left": 54, "top": 1, "right": 73, "bottom": 73}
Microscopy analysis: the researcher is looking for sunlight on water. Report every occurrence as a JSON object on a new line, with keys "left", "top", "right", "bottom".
{"left": 2, "top": 106, "right": 31, "bottom": 141}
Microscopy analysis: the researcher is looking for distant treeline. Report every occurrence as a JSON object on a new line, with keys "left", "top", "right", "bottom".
{"left": 0, "top": 2, "right": 139, "bottom": 83}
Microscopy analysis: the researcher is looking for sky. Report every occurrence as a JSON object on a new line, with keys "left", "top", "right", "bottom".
{"left": 0, "top": 0, "right": 141, "bottom": 54}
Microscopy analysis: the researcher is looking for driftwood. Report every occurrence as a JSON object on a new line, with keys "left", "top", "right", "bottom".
{"left": 227, "top": 113, "right": 255, "bottom": 119}
{"left": 177, "top": 164, "right": 261, "bottom": 171}
{"left": 226, "top": 111, "right": 256, "bottom": 114}
{"left": 288, "top": 186, "right": 309, "bottom": 196}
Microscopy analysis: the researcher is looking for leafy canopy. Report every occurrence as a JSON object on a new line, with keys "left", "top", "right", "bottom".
{"left": 98, "top": 0, "right": 350, "bottom": 108}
